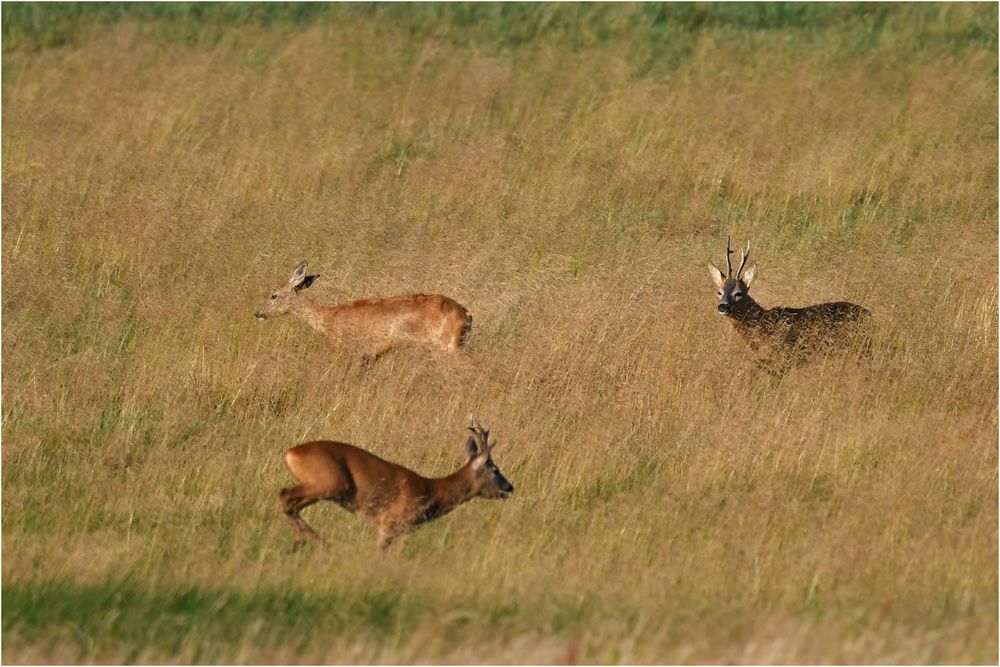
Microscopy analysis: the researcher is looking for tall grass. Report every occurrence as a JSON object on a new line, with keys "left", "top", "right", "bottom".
{"left": 2, "top": 3, "right": 997, "bottom": 664}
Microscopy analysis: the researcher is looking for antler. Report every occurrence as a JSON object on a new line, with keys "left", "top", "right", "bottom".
{"left": 736, "top": 239, "right": 751, "bottom": 279}
{"left": 467, "top": 416, "right": 491, "bottom": 455}
{"left": 725, "top": 235, "right": 734, "bottom": 277}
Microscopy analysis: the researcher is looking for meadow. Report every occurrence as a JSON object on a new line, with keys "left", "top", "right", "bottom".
{"left": 2, "top": 3, "right": 997, "bottom": 663}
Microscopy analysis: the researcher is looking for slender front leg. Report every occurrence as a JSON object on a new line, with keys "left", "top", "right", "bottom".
{"left": 376, "top": 531, "right": 396, "bottom": 551}
{"left": 376, "top": 519, "right": 407, "bottom": 551}
{"left": 754, "top": 357, "right": 786, "bottom": 378}
{"left": 361, "top": 342, "right": 396, "bottom": 368}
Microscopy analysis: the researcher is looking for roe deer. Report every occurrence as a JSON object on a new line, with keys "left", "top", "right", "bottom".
{"left": 708, "top": 237, "right": 872, "bottom": 375}
{"left": 255, "top": 262, "right": 473, "bottom": 362}
{"left": 278, "top": 418, "right": 514, "bottom": 551}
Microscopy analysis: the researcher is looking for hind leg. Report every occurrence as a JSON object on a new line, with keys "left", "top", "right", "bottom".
{"left": 360, "top": 342, "right": 396, "bottom": 367}
{"left": 448, "top": 315, "right": 473, "bottom": 353}
{"left": 279, "top": 486, "right": 327, "bottom": 552}
{"left": 441, "top": 322, "right": 478, "bottom": 370}
{"left": 445, "top": 349, "right": 479, "bottom": 374}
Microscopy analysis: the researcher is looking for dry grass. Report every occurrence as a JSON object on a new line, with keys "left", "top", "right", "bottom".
{"left": 2, "top": 5, "right": 997, "bottom": 664}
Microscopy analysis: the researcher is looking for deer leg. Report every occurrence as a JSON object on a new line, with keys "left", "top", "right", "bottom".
{"left": 360, "top": 343, "right": 395, "bottom": 368}
{"left": 377, "top": 529, "right": 403, "bottom": 552}
{"left": 376, "top": 518, "right": 408, "bottom": 552}
{"left": 452, "top": 351, "right": 480, "bottom": 372}
{"left": 376, "top": 530, "right": 396, "bottom": 552}
{"left": 442, "top": 329, "right": 463, "bottom": 353}
{"left": 756, "top": 359, "right": 785, "bottom": 378}
{"left": 857, "top": 331, "right": 877, "bottom": 361}
{"left": 438, "top": 326, "right": 478, "bottom": 367}
{"left": 279, "top": 487, "right": 327, "bottom": 552}
{"left": 289, "top": 505, "right": 326, "bottom": 552}
{"left": 746, "top": 352, "right": 786, "bottom": 378}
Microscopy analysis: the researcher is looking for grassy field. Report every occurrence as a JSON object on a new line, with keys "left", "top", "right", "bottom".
{"left": 2, "top": 3, "right": 997, "bottom": 663}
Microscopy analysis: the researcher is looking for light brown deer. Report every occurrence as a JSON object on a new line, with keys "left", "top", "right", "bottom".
{"left": 708, "top": 237, "right": 872, "bottom": 375}
{"left": 278, "top": 418, "right": 514, "bottom": 551}
{"left": 255, "top": 262, "right": 473, "bottom": 362}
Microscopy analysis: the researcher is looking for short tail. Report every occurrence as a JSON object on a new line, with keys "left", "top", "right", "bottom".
{"left": 458, "top": 314, "right": 473, "bottom": 347}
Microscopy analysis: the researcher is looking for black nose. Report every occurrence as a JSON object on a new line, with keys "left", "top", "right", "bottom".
{"left": 505, "top": 483, "right": 514, "bottom": 493}
{"left": 717, "top": 303, "right": 730, "bottom": 313}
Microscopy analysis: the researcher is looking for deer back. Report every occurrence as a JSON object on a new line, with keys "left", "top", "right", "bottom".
{"left": 318, "top": 294, "right": 468, "bottom": 341}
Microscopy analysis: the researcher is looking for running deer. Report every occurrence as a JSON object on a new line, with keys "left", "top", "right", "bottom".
{"left": 278, "top": 418, "right": 514, "bottom": 551}
{"left": 255, "top": 262, "right": 473, "bottom": 362}
{"left": 708, "top": 237, "right": 872, "bottom": 374}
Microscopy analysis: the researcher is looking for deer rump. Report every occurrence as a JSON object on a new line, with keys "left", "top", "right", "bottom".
{"left": 282, "top": 441, "right": 416, "bottom": 516}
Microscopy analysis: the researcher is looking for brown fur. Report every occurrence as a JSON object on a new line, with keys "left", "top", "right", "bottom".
{"left": 256, "top": 263, "right": 473, "bottom": 361}
{"left": 278, "top": 420, "right": 513, "bottom": 551}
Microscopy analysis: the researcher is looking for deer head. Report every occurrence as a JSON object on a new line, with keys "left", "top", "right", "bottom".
{"left": 464, "top": 417, "right": 514, "bottom": 500}
{"left": 255, "top": 262, "right": 319, "bottom": 319}
{"left": 708, "top": 236, "right": 758, "bottom": 316}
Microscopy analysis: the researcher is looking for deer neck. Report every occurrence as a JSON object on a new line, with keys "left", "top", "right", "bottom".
{"left": 423, "top": 466, "right": 477, "bottom": 522}
{"left": 289, "top": 296, "right": 329, "bottom": 335}
{"left": 729, "top": 294, "right": 766, "bottom": 323}
{"left": 728, "top": 295, "right": 770, "bottom": 341}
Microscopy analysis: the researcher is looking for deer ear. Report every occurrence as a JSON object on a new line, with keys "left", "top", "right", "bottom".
{"left": 708, "top": 262, "right": 726, "bottom": 289}
{"left": 742, "top": 262, "right": 758, "bottom": 286}
{"left": 296, "top": 274, "right": 319, "bottom": 291}
{"left": 466, "top": 436, "right": 479, "bottom": 460}
{"left": 290, "top": 262, "right": 308, "bottom": 287}
{"left": 470, "top": 444, "right": 495, "bottom": 470}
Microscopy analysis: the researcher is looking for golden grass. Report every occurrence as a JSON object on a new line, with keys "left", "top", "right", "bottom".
{"left": 2, "top": 6, "right": 997, "bottom": 664}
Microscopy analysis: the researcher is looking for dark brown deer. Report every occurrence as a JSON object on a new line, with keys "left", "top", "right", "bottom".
{"left": 278, "top": 418, "right": 514, "bottom": 551}
{"left": 255, "top": 262, "right": 473, "bottom": 362}
{"left": 708, "top": 237, "right": 872, "bottom": 374}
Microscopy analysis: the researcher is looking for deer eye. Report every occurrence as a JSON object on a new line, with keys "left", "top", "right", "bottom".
{"left": 270, "top": 293, "right": 278, "bottom": 300}
{"left": 717, "top": 291, "right": 722, "bottom": 296}
{"left": 734, "top": 291, "right": 743, "bottom": 298}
